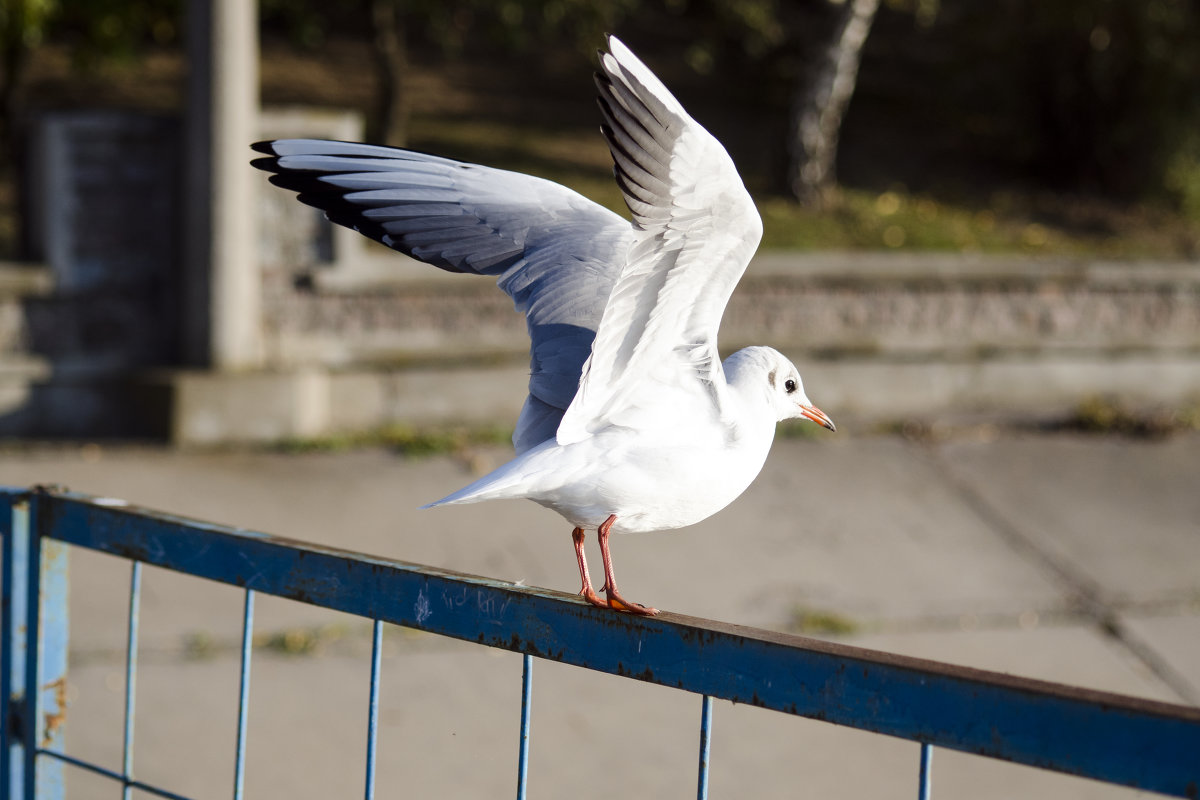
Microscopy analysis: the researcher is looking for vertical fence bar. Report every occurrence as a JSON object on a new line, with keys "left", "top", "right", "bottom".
{"left": 364, "top": 620, "right": 383, "bottom": 800}
{"left": 516, "top": 653, "right": 533, "bottom": 800}
{"left": 232, "top": 589, "right": 255, "bottom": 800}
{"left": 697, "top": 695, "right": 714, "bottom": 800}
{"left": 19, "top": 499, "right": 36, "bottom": 800}
{"left": 1, "top": 493, "right": 26, "bottom": 800}
{"left": 23, "top": 494, "right": 67, "bottom": 800}
{"left": 918, "top": 743, "right": 933, "bottom": 800}
{"left": 121, "top": 563, "right": 143, "bottom": 800}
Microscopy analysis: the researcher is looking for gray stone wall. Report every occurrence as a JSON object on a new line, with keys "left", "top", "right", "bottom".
{"left": 726, "top": 256, "right": 1200, "bottom": 357}
{"left": 230, "top": 248, "right": 1200, "bottom": 436}
{"left": 260, "top": 251, "right": 1200, "bottom": 369}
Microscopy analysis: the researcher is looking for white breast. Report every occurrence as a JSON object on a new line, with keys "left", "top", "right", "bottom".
{"left": 528, "top": 416, "right": 777, "bottom": 534}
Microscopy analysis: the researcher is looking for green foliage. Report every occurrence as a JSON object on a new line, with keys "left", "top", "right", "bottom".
{"left": 1012, "top": 0, "right": 1200, "bottom": 199}
{"left": 259, "top": 0, "right": 331, "bottom": 49}
{"left": 8, "top": 0, "right": 1199, "bottom": 242}
{"left": 0, "top": 0, "right": 58, "bottom": 50}
{"left": 50, "top": 0, "right": 181, "bottom": 64}
{"left": 472, "top": 0, "right": 641, "bottom": 53}
{"left": 411, "top": 115, "right": 1196, "bottom": 259}
{"left": 1164, "top": 136, "right": 1200, "bottom": 221}
{"left": 260, "top": 0, "right": 639, "bottom": 55}
{"left": 879, "top": 0, "right": 1200, "bottom": 207}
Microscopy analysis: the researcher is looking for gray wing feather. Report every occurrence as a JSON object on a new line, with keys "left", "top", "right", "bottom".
{"left": 251, "top": 139, "right": 633, "bottom": 452}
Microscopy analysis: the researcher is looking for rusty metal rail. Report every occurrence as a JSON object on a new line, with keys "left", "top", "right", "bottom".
{"left": 2, "top": 486, "right": 1199, "bottom": 799}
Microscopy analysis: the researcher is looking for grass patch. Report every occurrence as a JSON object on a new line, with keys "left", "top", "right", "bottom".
{"left": 757, "top": 188, "right": 1197, "bottom": 258}
{"left": 778, "top": 419, "right": 836, "bottom": 440}
{"left": 1058, "top": 396, "right": 1200, "bottom": 438}
{"left": 182, "top": 623, "right": 362, "bottom": 661}
{"left": 787, "top": 605, "right": 861, "bottom": 636}
{"left": 182, "top": 630, "right": 218, "bottom": 660}
{"left": 255, "top": 624, "right": 349, "bottom": 656}
{"left": 273, "top": 423, "right": 513, "bottom": 457}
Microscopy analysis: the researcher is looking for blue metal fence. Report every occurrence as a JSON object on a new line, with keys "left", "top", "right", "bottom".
{"left": 2, "top": 485, "right": 1198, "bottom": 799}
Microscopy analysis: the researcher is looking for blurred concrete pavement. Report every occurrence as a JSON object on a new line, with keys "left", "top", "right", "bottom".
{"left": 0, "top": 429, "right": 1196, "bottom": 798}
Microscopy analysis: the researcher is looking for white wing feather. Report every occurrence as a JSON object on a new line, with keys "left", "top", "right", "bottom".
{"left": 556, "top": 36, "right": 763, "bottom": 445}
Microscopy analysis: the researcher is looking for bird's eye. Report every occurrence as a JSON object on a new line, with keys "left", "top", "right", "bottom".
{"left": 784, "top": 378, "right": 797, "bottom": 394}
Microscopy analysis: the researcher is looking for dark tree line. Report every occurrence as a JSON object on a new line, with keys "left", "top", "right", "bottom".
{"left": 2, "top": 0, "right": 1198, "bottom": 224}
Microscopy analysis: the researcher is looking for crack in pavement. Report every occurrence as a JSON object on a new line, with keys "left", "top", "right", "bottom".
{"left": 921, "top": 440, "right": 1200, "bottom": 705}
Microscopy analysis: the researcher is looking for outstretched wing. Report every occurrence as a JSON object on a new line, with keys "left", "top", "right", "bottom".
{"left": 555, "top": 36, "right": 763, "bottom": 445}
{"left": 251, "top": 140, "right": 633, "bottom": 452}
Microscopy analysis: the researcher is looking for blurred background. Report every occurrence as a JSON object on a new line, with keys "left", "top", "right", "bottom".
{"left": 0, "top": 0, "right": 1196, "bottom": 441}
{"left": 0, "top": 3, "right": 1197, "bottom": 798}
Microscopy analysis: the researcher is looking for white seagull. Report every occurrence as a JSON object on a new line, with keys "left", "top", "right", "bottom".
{"left": 252, "top": 35, "right": 835, "bottom": 615}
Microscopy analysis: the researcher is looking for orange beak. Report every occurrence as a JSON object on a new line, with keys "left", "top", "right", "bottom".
{"left": 799, "top": 405, "right": 836, "bottom": 432}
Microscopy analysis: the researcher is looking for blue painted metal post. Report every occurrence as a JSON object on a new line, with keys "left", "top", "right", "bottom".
{"left": 233, "top": 589, "right": 255, "bottom": 800}
{"left": 121, "top": 563, "right": 143, "bottom": 800}
{"left": 0, "top": 493, "right": 26, "bottom": 800}
{"left": 918, "top": 743, "right": 933, "bottom": 800}
{"left": 364, "top": 620, "right": 383, "bottom": 800}
{"left": 697, "top": 695, "right": 713, "bottom": 800}
{"left": 22, "top": 493, "right": 68, "bottom": 800}
{"left": 516, "top": 653, "right": 533, "bottom": 800}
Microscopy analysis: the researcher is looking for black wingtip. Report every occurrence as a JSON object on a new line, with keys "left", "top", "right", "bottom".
{"left": 596, "top": 93, "right": 617, "bottom": 117}
{"left": 594, "top": 71, "right": 614, "bottom": 97}
{"left": 249, "top": 156, "right": 283, "bottom": 174}
{"left": 250, "top": 140, "right": 278, "bottom": 155}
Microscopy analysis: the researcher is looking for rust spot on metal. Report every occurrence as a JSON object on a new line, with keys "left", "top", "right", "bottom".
{"left": 41, "top": 676, "right": 67, "bottom": 746}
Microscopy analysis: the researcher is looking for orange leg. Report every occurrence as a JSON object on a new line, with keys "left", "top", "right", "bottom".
{"left": 572, "top": 527, "right": 606, "bottom": 609}
{"left": 596, "top": 514, "right": 659, "bottom": 616}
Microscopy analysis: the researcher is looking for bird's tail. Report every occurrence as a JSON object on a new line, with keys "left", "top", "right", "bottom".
{"left": 419, "top": 480, "right": 494, "bottom": 509}
{"left": 419, "top": 442, "right": 553, "bottom": 509}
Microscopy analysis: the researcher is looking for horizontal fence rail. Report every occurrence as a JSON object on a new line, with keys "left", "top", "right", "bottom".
{"left": 4, "top": 486, "right": 1200, "bottom": 799}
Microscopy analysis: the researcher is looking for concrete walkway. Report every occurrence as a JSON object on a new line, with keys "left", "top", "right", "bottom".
{"left": 0, "top": 429, "right": 1196, "bottom": 798}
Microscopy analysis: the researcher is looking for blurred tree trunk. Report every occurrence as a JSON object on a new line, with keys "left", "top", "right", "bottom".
{"left": 0, "top": 0, "right": 51, "bottom": 258}
{"left": 368, "top": 0, "right": 408, "bottom": 146}
{"left": 0, "top": 19, "right": 26, "bottom": 162}
{"left": 788, "top": 0, "right": 880, "bottom": 206}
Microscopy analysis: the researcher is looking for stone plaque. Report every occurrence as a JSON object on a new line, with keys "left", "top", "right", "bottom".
{"left": 27, "top": 111, "right": 181, "bottom": 366}
{"left": 30, "top": 111, "right": 180, "bottom": 292}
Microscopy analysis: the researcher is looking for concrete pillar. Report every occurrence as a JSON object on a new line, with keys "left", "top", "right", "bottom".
{"left": 184, "top": 0, "right": 262, "bottom": 369}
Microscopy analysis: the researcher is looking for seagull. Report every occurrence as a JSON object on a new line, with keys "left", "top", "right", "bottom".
{"left": 251, "top": 35, "right": 835, "bottom": 616}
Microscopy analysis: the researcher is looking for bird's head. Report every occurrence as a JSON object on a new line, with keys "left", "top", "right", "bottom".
{"left": 725, "top": 346, "right": 835, "bottom": 431}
